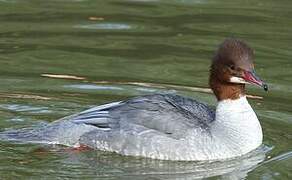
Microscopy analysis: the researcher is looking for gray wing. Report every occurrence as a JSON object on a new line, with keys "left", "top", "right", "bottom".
{"left": 0, "top": 94, "right": 215, "bottom": 149}
{"left": 71, "top": 94, "right": 215, "bottom": 139}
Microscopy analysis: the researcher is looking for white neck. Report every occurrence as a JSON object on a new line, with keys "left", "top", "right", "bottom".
{"left": 210, "top": 96, "right": 263, "bottom": 159}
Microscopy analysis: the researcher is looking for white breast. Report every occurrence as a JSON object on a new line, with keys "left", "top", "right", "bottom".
{"left": 209, "top": 96, "right": 263, "bottom": 159}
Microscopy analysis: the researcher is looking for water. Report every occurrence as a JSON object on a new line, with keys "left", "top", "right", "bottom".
{"left": 0, "top": 0, "right": 291, "bottom": 179}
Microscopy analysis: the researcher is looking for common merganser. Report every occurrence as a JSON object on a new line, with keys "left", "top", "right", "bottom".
{"left": 0, "top": 39, "right": 268, "bottom": 161}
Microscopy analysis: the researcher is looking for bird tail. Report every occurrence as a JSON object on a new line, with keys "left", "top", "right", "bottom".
{"left": 0, "top": 123, "right": 50, "bottom": 144}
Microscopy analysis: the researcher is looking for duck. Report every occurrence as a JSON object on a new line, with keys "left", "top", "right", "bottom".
{"left": 0, "top": 38, "right": 268, "bottom": 161}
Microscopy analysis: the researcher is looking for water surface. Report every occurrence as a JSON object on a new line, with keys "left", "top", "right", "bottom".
{"left": 0, "top": 0, "right": 291, "bottom": 179}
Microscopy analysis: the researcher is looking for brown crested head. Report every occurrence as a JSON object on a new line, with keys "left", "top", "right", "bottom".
{"left": 209, "top": 38, "right": 268, "bottom": 101}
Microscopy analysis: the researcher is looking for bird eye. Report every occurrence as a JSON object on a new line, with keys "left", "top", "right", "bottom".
{"left": 229, "top": 64, "right": 235, "bottom": 70}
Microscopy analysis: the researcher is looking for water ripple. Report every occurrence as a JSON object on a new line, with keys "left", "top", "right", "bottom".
{"left": 0, "top": 104, "right": 51, "bottom": 114}
{"left": 264, "top": 151, "right": 292, "bottom": 164}
{"left": 64, "top": 84, "right": 124, "bottom": 90}
{"left": 75, "top": 23, "right": 132, "bottom": 30}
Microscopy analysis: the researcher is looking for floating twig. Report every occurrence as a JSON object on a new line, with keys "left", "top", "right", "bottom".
{"left": 0, "top": 93, "right": 52, "bottom": 100}
{"left": 41, "top": 74, "right": 86, "bottom": 80}
{"left": 93, "top": 81, "right": 263, "bottom": 100}
{"left": 40, "top": 73, "right": 263, "bottom": 100}
{"left": 88, "top": 16, "right": 104, "bottom": 21}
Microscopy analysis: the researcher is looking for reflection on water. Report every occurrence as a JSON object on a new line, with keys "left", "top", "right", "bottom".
{"left": 8, "top": 117, "right": 25, "bottom": 122}
{"left": 65, "top": 145, "right": 270, "bottom": 179}
{"left": 0, "top": 142, "right": 272, "bottom": 179}
{"left": 75, "top": 23, "right": 133, "bottom": 30}
{"left": 64, "top": 84, "right": 124, "bottom": 90}
{"left": 0, "top": 0, "right": 291, "bottom": 179}
{"left": 64, "top": 83, "right": 176, "bottom": 95}
{"left": 0, "top": 104, "right": 51, "bottom": 114}
{"left": 135, "top": 87, "right": 158, "bottom": 92}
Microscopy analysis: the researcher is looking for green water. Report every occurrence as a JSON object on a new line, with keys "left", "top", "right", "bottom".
{"left": 0, "top": 0, "right": 291, "bottom": 179}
